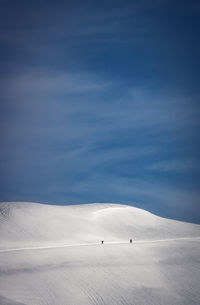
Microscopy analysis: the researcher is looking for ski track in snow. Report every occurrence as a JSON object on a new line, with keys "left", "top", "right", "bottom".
{"left": 0, "top": 236, "right": 200, "bottom": 253}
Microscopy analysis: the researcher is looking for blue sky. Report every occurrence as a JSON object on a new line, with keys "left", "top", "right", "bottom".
{"left": 0, "top": 0, "right": 200, "bottom": 223}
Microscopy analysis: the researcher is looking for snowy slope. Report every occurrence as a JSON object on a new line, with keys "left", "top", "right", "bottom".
{"left": 0, "top": 202, "right": 200, "bottom": 305}
{"left": 0, "top": 201, "right": 200, "bottom": 249}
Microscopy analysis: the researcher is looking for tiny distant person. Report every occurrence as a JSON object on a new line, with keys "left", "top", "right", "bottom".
{"left": 101, "top": 240, "right": 104, "bottom": 244}
{"left": 130, "top": 239, "right": 132, "bottom": 243}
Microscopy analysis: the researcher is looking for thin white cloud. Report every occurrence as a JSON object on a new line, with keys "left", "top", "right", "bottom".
{"left": 148, "top": 160, "right": 200, "bottom": 172}
{"left": 6, "top": 70, "right": 115, "bottom": 98}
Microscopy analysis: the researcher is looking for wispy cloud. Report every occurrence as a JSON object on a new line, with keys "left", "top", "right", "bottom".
{"left": 148, "top": 160, "right": 200, "bottom": 172}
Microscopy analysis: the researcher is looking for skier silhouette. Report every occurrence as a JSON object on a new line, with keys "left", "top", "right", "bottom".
{"left": 101, "top": 240, "right": 104, "bottom": 244}
{"left": 130, "top": 239, "right": 132, "bottom": 243}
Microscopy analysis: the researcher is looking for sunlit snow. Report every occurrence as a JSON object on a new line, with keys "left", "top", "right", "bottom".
{"left": 0, "top": 202, "right": 200, "bottom": 305}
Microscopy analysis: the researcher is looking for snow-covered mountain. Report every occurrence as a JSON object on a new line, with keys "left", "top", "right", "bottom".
{"left": 0, "top": 202, "right": 200, "bottom": 305}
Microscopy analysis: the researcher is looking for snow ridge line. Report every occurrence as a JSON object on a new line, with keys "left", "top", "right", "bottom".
{"left": 0, "top": 237, "right": 200, "bottom": 253}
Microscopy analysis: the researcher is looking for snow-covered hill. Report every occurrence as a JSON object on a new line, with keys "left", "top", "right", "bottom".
{"left": 0, "top": 202, "right": 200, "bottom": 305}
{"left": 1, "top": 202, "right": 200, "bottom": 249}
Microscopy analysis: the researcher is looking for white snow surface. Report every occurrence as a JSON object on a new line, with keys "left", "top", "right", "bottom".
{"left": 0, "top": 201, "right": 200, "bottom": 305}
